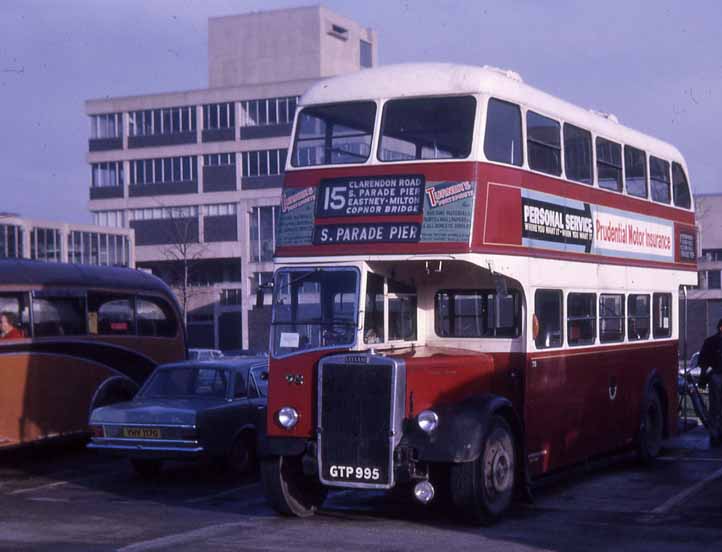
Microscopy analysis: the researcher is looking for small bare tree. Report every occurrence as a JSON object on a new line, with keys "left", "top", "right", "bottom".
{"left": 159, "top": 206, "right": 208, "bottom": 324}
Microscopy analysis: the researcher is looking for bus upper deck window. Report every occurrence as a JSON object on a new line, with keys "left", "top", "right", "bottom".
{"left": 378, "top": 96, "right": 476, "bottom": 162}
{"left": 291, "top": 102, "right": 376, "bottom": 167}
{"left": 672, "top": 162, "right": 691, "bottom": 209}
{"left": 527, "top": 111, "right": 561, "bottom": 176}
{"left": 597, "top": 138, "right": 623, "bottom": 193}
{"left": 650, "top": 156, "right": 671, "bottom": 204}
{"left": 534, "top": 289, "right": 563, "bottom": 349}
{"left": 563, "top": 123, "right": 592, "bottom": 185}
{"left": 484, "top": 98, "right": 522, "bottom": 167}
{"left": 624, "top": 145, "right": 648, "bottom": 198}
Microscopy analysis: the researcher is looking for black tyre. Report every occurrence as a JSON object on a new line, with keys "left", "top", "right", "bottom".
{"left": 450, "top": 415, "right": 516, "bottom": 524}
{"left": 638, "top": 391, "right": 664, "bottom": 464}
{"left": 261, "top": 455, "right": 327, "bottom": 517}
{"left": 130, "top": 458, "right": 163, "bottom": 478}
{"left": 228, "top": 433, "right": 256, "bottom": 475}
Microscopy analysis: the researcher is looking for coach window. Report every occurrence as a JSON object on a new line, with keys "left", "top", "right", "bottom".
{"left": 596, "top": 138, "right": 623, "bottom": 193}
{"left": 567, "top": 292, "right": 596, "bottom": 347}
{"left": 378, "top": 95, "right": 476, "bottom": 161}
{"left": 624, "top": 146, "right": 647, "bottom": 198}
{"left": 599, "top": 294, "right": 624, "bottom": 343}
{"left": 527, "top": 111, "right": 561, "bottom": 176}
{"left": 32, "top": 290, "right": 87, "bottom": 337}
{"left": 652, "top": 293, "right": 672, "bottom": 338}
{"left": 650, "top": 156, "right": 671, "bottom": 204}
{"left": 563, "top": 123, "right": 592, "bottom": 184}
{"left": 628, "top": 294, "right": 650, "bottom": 341}
{"left": 534, "top": 289, "right": 563, "bottom": 349}
{"left": 88, "top": 293, "right": 135, "bottom": 336}
{"left": 363, "top": 273, "right": 385, "bottom": 344}
{"left": 672, "top": 162, "right": 692, "bottom": 209}
{"left": 0, "top": 293, "right": 30, "bottom": 338}
{"left": 436, "top": 289, "right": 520, "bottom": 338}
{"left": 136, "top": 296, "right": 177, "bottom": 338}
{"left": 484, "top": 98, "right": 523, "bottom": 166}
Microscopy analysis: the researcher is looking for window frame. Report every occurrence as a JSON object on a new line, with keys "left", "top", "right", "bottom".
{"left": 649, "top": 155, "right": 671, "bottom": 205}
{"left": 526, "top": 110, "right": 562, "bottom": 177}
{"left": 599, "top": 293, "right": 625, "bottom": 343}
{"left": 652, "top": 292, "right": 672, "bottom": 339}
{"left": 566, "top": 292, "right": 597, "bottom": 347}
{"left": 534, "top": 288, "right": 564, "bottom": 350}
{"left": 595, "top": 136, "right": 624, "bottom": 193}
{"left": 627, "top": 294, "right": 651, "bottom": 341}
{"left": 434, "top": 288, "right": 522, "bottom": 339}
{"left": 484, "top": 97, "right": 523, "bottom": 167}
{"left": 563, "top": 122, "right": 593, "bottom": 185}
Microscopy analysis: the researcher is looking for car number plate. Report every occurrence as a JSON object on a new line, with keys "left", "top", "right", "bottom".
{"left": 122, "top": 427, "right": 161, "bottom": 439}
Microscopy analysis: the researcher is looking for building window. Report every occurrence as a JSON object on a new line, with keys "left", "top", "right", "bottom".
{"left": 203, "top": 103, "right": 235, "bottom": 129}
{"left": 203, "top": 153, "right": 235, "bottom": 166}
{"left": 202, "top": 203, "right": 237, "bottom": 217}
{"left": 708, "top": 270, "right": 721, "bottom": 290}
{"left": 91, "top": 161, "right": 124, "bottom": 188}
{"left": 128, "top": 106, "right": 196, "bottom": 136}
{"left": 220, "top": 288, "right": 243, "bottom": 306}
{"left": 128, "top": 206, "right": 199, "bottom": 221}
{"left": 130, "top": 156, "right": 197, "bottom": 184}
{"left": 241, "top": 149, "right": 287, "bottom": 177}
{"left": 92, "top": 210, "right": 125, "bottom": 228}
{"left": 30, "top": 227, "right": 62, "bottom": 263}
{"left": 90, "top": 113, "right": 122, "bottom": 139}
{"left": 68, "top": 231, "right": 130, "bottom": 267}
{"left": 0, "top": 224, "right": 24, "bottom": 259}
{"left": 249, "top": 206, "right": 277, "bottom": 263}
{"left": 703, "top": 249, "right": 722, "bottom": 262}
{"left": 360, "top": 40, "right": 372, "bottom": 68}
{"left": 240, "top": 96, "right": 298, "bottom": 127}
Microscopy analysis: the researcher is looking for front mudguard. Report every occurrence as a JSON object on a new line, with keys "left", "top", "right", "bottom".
{"left": 402, "top": 394, "right": 518, "bottom": 463}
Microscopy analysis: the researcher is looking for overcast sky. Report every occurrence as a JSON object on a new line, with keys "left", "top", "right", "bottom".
{"left": 2, "top": 0, "right": 721, "bottom": 222}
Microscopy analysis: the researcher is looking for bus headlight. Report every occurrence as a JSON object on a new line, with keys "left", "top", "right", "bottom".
{"left": 417, "top": 410, "right": 439, "bottom": 434}
{"left": 277, "top": 407, "right": 299, "bottom": 429}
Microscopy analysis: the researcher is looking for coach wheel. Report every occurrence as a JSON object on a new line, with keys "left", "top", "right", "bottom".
{"left": 638, "top": 391, "right": 664, "bottom": 464}
{"left": 261, "top": 455, "right": 327, "bottom": 517}
{"left": 130, "top": 459, "right": 163, "bottom": 479}
{"left": 450, "top": 415, "right": 516, "bottom": 524}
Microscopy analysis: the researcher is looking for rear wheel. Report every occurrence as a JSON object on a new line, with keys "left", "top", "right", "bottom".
{"left": 450, "top": 415, "right": 516, "bottom": 524}
{"left": 638, "top": 391, "right": 664, "bottom": 464}
{"left": 261, "top": 455, "right": 327, "bottom": 517}
{"left": 130, "top": 458, "right": 163, "bottom": 478}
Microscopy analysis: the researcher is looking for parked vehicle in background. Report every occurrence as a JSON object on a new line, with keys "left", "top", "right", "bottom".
{"left": 260, "top": 63, "right": 697, "bottom": 524}
{"left": 0, "top": 259, "right": 186, "bottom": 449}
{"left": 189, "top": 348, "right": 224, "bottom": 361}
{"left": 88, "top": 358, "right": 268, "bottom": 477}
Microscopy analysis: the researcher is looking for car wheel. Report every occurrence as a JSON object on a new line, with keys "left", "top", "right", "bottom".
{"left": 229, "top": 433, "right": 256, "bottom": 475}
{"left": 130, "top": 459, "right": 163, "bottom": 478}
{"left": 450, "top": 415, "right": 516, "bottom": 524}
{"left": 261, "top": 455, "right": 327, "bottom": 517}
{"left": 638, "top": 391, "right": 664, "bottom": 464}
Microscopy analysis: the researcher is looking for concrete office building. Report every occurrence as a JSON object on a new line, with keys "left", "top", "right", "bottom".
{"left": 0, "top": 215, "right": 134, "bottom": 268}
{"left": 685, "top": 193, "right": 722, "bottom": 355}
{"left": 85, "top": 5, "right": 376, "bottom": 351}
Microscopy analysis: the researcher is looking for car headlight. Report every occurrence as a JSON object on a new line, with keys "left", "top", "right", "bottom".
{"left": 277, "top": 406, "right": 299, "bottom": 429}
{"left": 417, "top": 410, "right": 439, "bottom": 434}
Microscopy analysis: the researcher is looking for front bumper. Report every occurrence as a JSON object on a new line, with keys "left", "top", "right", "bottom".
{"left": 88, "top": 438, "right": 204, "bottom": 459}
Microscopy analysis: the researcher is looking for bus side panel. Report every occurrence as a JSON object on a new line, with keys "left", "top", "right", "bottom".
{"left": 0, "top": 353, "right": 113, "bottom": 448}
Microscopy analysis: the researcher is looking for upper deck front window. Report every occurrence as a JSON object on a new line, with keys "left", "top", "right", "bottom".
{"left": 291, "top": 102, "right": 376, "bottom": 167}
{"left": 378, "top": 96, "right": 476, "bottom": 162}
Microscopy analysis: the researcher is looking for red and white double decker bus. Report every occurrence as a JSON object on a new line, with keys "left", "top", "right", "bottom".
{"left": 259, "top": 63, "right": 697, "bottom": 522}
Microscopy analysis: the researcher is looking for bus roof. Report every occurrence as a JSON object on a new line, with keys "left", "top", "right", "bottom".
{"left": 300, "top": 63, "right": 684, "bottom": 164}
{"left": 0, "top": 259, "right": 173, "bottom": 295}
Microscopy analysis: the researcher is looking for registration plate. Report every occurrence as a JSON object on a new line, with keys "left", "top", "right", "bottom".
{"left": 122, "top": 427, "right": 161, "bottom": 439}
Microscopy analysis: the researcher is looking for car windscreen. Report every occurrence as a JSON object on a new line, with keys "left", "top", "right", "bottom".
{"left": 291, "top": 102, "right": 376, "bottom": 167}
{"left": 139, "top": 366, "right": 229, "bottom": 399}
{"left": 378, "top": 96, "right": 476, "bottom": 161}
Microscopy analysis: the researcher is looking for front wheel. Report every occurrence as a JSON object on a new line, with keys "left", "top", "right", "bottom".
{"left": 261, "top": 455, "right": 327, "bottom": 517}
{"left": 450, "top": 415, "right": 516, "bottom": 524}
{"left": 638, "top": 391, "right": 664, "bottom": 464}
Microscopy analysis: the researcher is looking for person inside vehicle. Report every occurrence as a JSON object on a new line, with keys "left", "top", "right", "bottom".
{"left": 0, "top": 311, "right": 24, "bottom": 340}
{"left": 697, "top": 318, "right": 722, "bottom": 445}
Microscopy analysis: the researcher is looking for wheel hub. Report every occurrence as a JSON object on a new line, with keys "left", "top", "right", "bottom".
{"left": 485, "top": 439, "right": 513, "bottom": 496}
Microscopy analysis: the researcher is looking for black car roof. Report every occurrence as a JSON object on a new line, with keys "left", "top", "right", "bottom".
{"left": 0, "top": 259, "right": 172, "bottom": 295}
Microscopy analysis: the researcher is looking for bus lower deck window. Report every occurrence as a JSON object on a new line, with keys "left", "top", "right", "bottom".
{"left": 534, "top": 289, "right": 563, "bottom": 349}
{"left": 567, "top": 293, "right": 596, "bottom": 347}
{"left": 628, "top": 294, "right": 651, "bottom": 341}
{"left": 653, "top": 293, "right": 672, "bottom": 338}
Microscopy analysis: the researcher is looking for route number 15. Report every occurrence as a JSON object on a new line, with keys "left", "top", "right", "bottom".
{"left": 323, "top": 186, "right": 346, "bottom": 211}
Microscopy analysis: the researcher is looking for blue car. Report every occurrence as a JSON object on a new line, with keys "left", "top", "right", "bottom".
{"left": 88, "top": 358, "right": 268, "bottom": 477}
